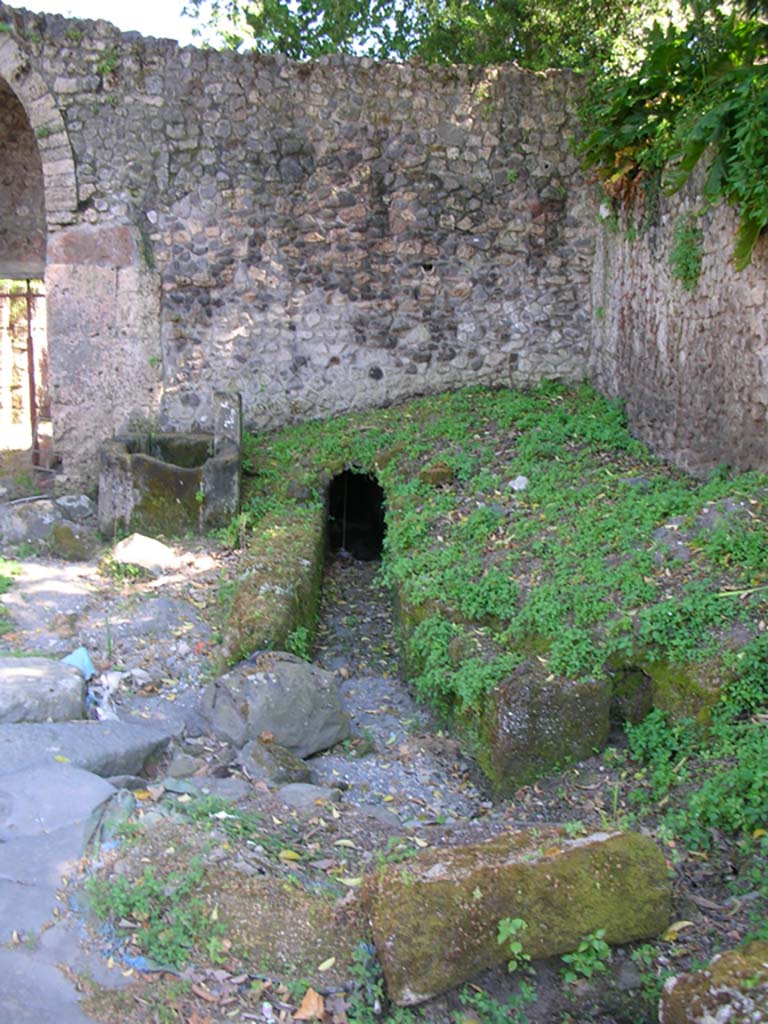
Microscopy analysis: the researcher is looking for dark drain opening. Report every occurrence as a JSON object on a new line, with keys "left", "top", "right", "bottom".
{"left": 327, "top": 469, "right": 386, "bottom": 561}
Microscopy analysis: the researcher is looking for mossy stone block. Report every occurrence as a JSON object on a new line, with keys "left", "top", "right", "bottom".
{"left": 477, "top": 659, "right": 611, "bottom": 793}
{"left": 365, "top": 829, "right": 671, "bottom": 1006}
{"left": 49, "top": 522, "right": 101, "bottom": 561}
{"left": 660, "top": 940, "right": 768, "bottom": 1023}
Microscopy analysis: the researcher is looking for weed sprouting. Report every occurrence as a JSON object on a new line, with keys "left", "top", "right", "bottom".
{"left": 86, "top": 857, "right": 224, "bottom": 969}
{"left": 561, "top": 929, "right": 612, "bottom": 984}
{"left": 458, "top": 981, "right": 537, "bottom": 1024}
{"left": 498, "top": 917, "right": 532, "bottom": 974}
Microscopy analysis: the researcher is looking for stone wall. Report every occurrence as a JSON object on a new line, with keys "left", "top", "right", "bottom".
{"left": 592, "top": 188, "right": 768, "bottom": 476}
{"left": 0, "top": 2, "right": 766, "bottom": 485}
{"left": 0, "top": 3, "right": 594, "bottom": 483}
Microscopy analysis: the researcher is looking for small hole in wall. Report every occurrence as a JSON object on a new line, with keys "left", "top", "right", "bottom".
{"left": 421, "top": 262, "right": 434, "bottom": 273}
{"left": 327, "top": 470, "right": 386, "bottom": 562}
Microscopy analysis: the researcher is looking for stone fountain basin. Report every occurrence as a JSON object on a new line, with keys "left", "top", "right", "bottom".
{"left": 97, "top": 431, "right": 240, "bottom": 537}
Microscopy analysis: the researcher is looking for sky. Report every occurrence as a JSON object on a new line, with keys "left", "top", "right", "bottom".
{"left": 25, "top": 0, "right": 211, "bottom": 46}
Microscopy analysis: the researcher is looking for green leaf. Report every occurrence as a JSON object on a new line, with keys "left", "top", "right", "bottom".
{"left": 733, "top": 214, "right": 764, "bottom": 271}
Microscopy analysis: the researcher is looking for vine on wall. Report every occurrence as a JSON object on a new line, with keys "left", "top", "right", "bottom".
{"left": 578, "top": 4, "right": 768, "bottom": 270}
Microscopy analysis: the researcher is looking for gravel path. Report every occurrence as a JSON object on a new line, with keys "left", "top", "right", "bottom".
{"left": 309, "top": 556, "right": 488, "bottom": 827}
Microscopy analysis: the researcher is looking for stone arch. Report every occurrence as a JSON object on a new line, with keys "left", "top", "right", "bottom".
{"left": 0, "top": 33, "right": 78, "bottom": 232}
{"left": 0, "top": 33, "right": 77, "bottom": 460}
{"left": 327, "top": 469, "right": 386, "bottom": 561}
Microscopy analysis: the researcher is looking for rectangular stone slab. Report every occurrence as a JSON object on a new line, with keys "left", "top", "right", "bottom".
{"left": 365, "top": 828, "right": 671, "bottom": 1005}
{"left": 0, "top": 721, "right": 171, "bottom": 777}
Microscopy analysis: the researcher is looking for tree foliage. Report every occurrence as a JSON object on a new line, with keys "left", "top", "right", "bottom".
{"left": 578, "top": 1, "right": 768, "bottom": 268}
{"left": 183, "top": 0, "right": 663, "bottom": 71}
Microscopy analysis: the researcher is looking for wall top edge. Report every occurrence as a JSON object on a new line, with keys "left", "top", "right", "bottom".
{"left": 0, "top": 1, "right": 584, "bottom": 80}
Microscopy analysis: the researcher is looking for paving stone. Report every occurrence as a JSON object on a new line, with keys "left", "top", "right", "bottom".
{"left": 0, "top": 949, "right": 102, "bottom": 1024}
{"left": 0, "top": 721, "right": 172, "bottom": 777}
{"left": 0, "top": 766, "right": 116, "bottom": 944}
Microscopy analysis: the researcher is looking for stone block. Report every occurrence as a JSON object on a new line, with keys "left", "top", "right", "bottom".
{"left": 47, "top": 224, "right": 137, "bottom": 267}
{"left": 478, "top": 658, "right": 612, "bottom": 792}
{"left": 365, "top": 829, "right": 671, "bottom": 1005}
{"left": 660, "top": 941, "right": 768, "bottom": 1024}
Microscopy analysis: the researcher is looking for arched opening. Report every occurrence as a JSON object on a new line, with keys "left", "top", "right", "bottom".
{"left": 0, "top": 76, "right": 48, "bottom": 464}
{"left": 327, "top": 470, "right": 386, "bottom": 561}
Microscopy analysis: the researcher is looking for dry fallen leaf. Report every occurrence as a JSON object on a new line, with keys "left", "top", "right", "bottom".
{"left": 293, "top": 987, "right": 325, "bottom": 1021}
{"left": 663, "top": 920, "right": 695, "bottom": 942}
{"left": 190, "top": 983, "right": 218, "bottom": 1003}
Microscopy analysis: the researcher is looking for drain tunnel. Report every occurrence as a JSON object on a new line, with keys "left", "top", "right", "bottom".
{"left": 327, "top": 470, "right": 386, "bottom": 561}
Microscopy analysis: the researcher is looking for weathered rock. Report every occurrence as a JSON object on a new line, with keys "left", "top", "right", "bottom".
{"left": 111, "top": 533, "right": 178, "bottom": 575}
{"left": 55, "top": 494, "right": 95, "bottom": 523}
{"left": 197, "top": 776, "right": 251, "bottom": 802}
{"left": 200, "top": 651, "right": 351, "bottom": 758}
{"left": 49, "top": 522, "right": 101, "bottom": 561}
{"left": 238, "top": 738, "right": 312, "bottom": 786}
{"left": 0, "top": 657, "right": 85, "bottom": 723}
{"left": 478, "top": 659, "right": 612, "bottom": 791}
{"left": 164, "top": 752, "right": 207, "bottom": 778}
{"left": 365, "top": 829, "right": 671, "bottom": 1006}
{"left": 0, "top": 499, "right": 60, "bottom": 546}
{"left": 660, "top": 940, "right": 768, "bottom": 1024}
{"left": 0, "top": 721, "right": 172, "bottom": 777}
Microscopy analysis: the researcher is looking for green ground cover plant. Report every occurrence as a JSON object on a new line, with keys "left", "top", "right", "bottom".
{"left": 86, "top": 857, "right": 224, "bottom": 969}
{"left": 236, "top": 380, "right": 767, "bottom": 850}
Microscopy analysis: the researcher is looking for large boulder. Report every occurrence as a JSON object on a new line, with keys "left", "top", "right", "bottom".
{"left": 0, "top": 657, "right": 86, "bottom": 723}
{"left": 200, "top": 651, "right": 351, "bottom": 758}
{"left": 477, "top": 659, "right": 612, "bottom": 792}
{"left": 660, "top": 940, "right": 768, "bottom": 1023}
{"left": 365, "top": 828, "right": 671, "bottom": 1006}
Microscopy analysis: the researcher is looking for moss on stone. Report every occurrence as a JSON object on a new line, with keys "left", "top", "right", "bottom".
{"left": 471, "top": 659, "right": 611, "bottom": 794}
{"left": 129, "top": 454, "right": 203, "bottom": 536}
{"left": 365, "top": 829, "right": 671, "bottom": 1006}
{"left": 49, "top": 522, "right": 101, "bottom": 561}
{"left": 641, "top": 657, "right": 725, "bottom": 724}
{"left": 660, "top": 940, "right": 768, "bottom": 1024}
{"left": 223, "top": 505, "right": 325, "bottom": 664}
